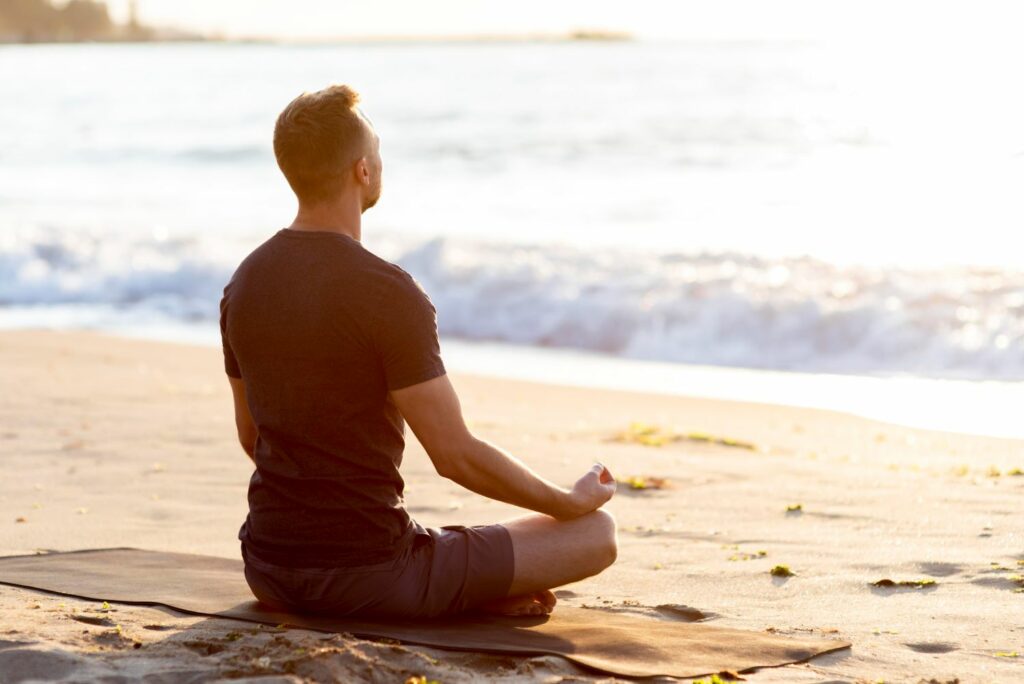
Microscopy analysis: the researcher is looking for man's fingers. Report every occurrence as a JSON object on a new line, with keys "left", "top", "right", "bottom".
{"left": 603, "top": 475, "right": 617, "bottom": 498}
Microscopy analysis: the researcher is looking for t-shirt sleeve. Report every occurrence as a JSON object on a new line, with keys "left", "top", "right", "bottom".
{"left": 372, "top": 271, "right": 447, "bottom": 391}
{"left": 219, "top": 282, "right": 242, "bottom": 379}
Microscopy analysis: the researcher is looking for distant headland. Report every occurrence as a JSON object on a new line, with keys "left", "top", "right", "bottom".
{"left": 0, "top": 0, "right": 632, "bottom": 45}
{"left": 0, "top": 0, "right": 203, "bottom": 43}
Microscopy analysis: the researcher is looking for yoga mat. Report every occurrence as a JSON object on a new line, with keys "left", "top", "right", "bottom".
{"left": 0, "top": 548, "right": 850, "bottom": 679}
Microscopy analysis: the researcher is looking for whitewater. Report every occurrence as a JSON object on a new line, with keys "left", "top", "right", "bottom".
{"left": 3, "top": 225, "right": 1024, "bottom": 381}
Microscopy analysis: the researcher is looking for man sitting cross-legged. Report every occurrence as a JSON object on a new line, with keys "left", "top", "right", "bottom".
{"left": 220, "top": 83, "right": 618, "bottom": 619}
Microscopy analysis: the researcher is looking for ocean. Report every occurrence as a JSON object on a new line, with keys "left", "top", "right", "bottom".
{"left": 2, "top": 40, "right": 1022, "bottom": 437}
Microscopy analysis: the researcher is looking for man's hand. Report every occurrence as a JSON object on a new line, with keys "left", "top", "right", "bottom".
{"left": 556, "top": 463, "right": 617, "bottom": 520}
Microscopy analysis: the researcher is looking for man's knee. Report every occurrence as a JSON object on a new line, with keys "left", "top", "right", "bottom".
{"left": 586, "top": 508, "right": 617, "bottom": 571}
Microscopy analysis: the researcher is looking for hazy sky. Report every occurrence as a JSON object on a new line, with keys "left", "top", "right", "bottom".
{"left": 109, "top": 0, "right": 1023, "bottom": 42}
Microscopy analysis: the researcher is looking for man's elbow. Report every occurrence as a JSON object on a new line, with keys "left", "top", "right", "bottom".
{"left": 429, "top": 434, "right": 476, "bottom": 481}
{"left": 432, "top": 451, "right": 462, "bottom": 481}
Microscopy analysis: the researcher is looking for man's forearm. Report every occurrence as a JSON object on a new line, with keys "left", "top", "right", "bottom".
{"left": 439, "top": 436, "right": 577, "bottom": 519}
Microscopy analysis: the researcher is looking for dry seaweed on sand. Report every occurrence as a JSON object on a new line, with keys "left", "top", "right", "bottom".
{"left": 692, "top": 671, "right": 746, "bottom": 683}
{"left": 684, "top": 431, "right": 757, "bottom": 450}
{"left": 608, "top": 421, "right": 670, "bottom": 447}
{"left": 606, "top": 422, "right": 757, "bottom": 450}
{"left": 951, "top": 464, "right": 970, "bottom": 477}
{"left": 655, "top": 604, "right": 711, "bottom": 621}
{"left": 988, "top": 561, "right": 1019, "bottom": 572}
{"left": 871, "top": 578, "right": 937, "bottom": 589}
{"left": 770, "top": 565, "right": 795, "bottom": 577}
{"left": 624, "top": 475, "right": 671, "bottom": 490}
{"left": 784, "top": 503, "right": 803, "bottom": 513}
{"left": 728, "top": 550, "right": 768, "bottom": 561}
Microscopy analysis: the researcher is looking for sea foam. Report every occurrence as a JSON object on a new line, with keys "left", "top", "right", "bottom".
{"left": 3, "top": 226, "right": 1023, "bottom": 380}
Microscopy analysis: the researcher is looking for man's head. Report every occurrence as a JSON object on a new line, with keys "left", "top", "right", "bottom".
{"left": 273, "top": 84, "right": 382, "bottom": 211}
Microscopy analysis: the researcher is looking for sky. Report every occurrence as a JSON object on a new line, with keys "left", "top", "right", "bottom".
{"left": 108, "top": 0, "right": 1024, "bottom": 43}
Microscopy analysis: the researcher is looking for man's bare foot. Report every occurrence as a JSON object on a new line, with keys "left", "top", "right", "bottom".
{"left": 479, "top": 589, "right": 557, "bottom": 616}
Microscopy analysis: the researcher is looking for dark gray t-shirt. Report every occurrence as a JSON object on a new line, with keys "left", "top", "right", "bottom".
{"left": 220, "top": 228, "right": 446, "bottom": 568}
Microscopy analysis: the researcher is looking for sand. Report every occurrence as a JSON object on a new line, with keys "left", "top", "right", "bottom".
{"left": 0, "top": 329, "right": 1021, "bottom": 683}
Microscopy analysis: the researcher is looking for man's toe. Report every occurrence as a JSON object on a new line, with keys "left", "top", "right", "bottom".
{"left": 535, "top": 589, "right": 557, "bottom": 611}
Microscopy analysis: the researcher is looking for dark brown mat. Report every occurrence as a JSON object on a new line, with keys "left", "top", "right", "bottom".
{"left": 0, "top": 548, "right": 850, "bottom": 678}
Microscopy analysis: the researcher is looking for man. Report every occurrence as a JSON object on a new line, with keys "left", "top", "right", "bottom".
{"left": 220, "top": 84, "right": 618, "bottom": 620}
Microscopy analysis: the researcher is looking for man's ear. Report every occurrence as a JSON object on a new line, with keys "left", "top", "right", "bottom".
{"left": 353, "top": 157, "right": 370, "bottom": 186}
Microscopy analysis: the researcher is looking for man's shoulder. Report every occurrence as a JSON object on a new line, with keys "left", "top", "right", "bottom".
{"left": 224, "top": 232, "right": 286, "bottom": 280}
{"left": 383, "top": 262, "right": 427, "bottom": 292}
{"left": 348, "top": 244, "right": 427, "bottom": 297}
{"left": 222, "top": 231, "right": 429, "bottom": 303}
{"left": 378, "top": 264, "right": 434, "bottom": 311}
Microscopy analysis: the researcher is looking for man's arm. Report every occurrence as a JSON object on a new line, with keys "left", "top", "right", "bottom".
{"left": 389, "top": 374, "right": 615, "bottom": 520}
{"left": 228, "top": 376, "right": 257, "bottom": 463}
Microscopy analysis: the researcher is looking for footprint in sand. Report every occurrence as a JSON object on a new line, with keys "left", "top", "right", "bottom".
{"left": 971, "top": 575, "right": 1024, "bottom": 592}
{"left": 904, "top": 641, "right": 959, "bottom": 654}
{"left": 655, "top": 604, "right": 718, "bottom": 622}
{"left": 916, "top": 561, "right": 962, "bottom": 577}
{"left": 182, "top": 640, "right": 227, "bottom": 656}
{"left": 577, "top": 600, "right": 718, "bottom": 622}
{"left": 70, "top": 614, "right": 116, "bottom": 627}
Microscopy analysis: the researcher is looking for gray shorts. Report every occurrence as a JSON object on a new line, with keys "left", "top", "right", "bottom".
{"left": 241, "top": 520, "right": 515, "bottom": 619}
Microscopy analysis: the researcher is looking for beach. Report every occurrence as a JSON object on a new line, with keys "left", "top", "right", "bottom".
{"left": 1, "top": 329, "right": 1021, "bottom": 683}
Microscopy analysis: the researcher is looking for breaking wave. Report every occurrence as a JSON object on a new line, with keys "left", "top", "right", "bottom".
{"left": 3, "top": 226, "right": 1023, "bottom": 380}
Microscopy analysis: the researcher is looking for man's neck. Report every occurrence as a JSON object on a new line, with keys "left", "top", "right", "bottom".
{"left": 287, "top": 197, "right": 362, "bottom": 241}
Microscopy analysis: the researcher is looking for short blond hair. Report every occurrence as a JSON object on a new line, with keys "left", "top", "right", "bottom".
{"left": 273, "top": 84, "right": 372, "bottom": 204}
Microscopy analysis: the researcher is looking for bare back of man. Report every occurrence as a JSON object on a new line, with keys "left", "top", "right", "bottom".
{"left": 390, "top": 373, "right": 619, "bottom": 616}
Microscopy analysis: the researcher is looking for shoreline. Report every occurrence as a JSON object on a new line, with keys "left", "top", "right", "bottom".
{"left": 8, "top": 324, "right": 1024, "bottom": 441}
{"left": 1, "top": 329, "right": 1022, "bottom": 682}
